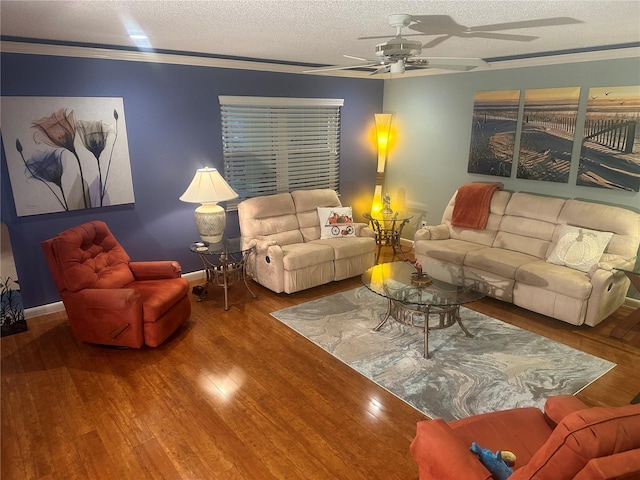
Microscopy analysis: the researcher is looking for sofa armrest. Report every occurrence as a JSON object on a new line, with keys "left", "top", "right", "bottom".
{"left": 544, "top": 395, "right": 588, "bottom": 427}
{"left": 415, "top": 224, "right": 450, "bottom": 242}
{"left": 411, "top": 419, "right": 493, "bottom": 480}
{"left": 573, "top": 449, "right": 640, "bottom": 480}
{"left": 593, "top": 254, "right": 636, "bottom": 273}
{"left": 251, "top": 236, "right": 279, "bottom": 253}
{"left": 130, "top": 261, "right": 182, "bottom": 280}
{"left": 354, "top": 223, "right": 375, "bottom": 238}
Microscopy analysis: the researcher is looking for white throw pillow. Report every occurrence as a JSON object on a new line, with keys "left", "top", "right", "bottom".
{"left": 317, "top": 207, "right": 356, "bottom": 239}
{"left": 547, "top": 225, "right": 614, "bottom": 272}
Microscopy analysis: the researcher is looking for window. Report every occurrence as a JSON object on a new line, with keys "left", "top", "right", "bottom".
{"left": 219, "top": 96, "right": 343, "bottom": 208}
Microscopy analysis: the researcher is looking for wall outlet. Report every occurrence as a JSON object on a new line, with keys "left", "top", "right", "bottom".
{"left": 420, "top": 220, "right": 428, "bottom": 228}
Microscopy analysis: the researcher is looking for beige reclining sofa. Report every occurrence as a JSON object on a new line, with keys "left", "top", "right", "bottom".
{"left": 238, "top": 189, "right": 376, "bottom": 293}
{"left": 414, "top": 188, "right": 640, "bottom": 326}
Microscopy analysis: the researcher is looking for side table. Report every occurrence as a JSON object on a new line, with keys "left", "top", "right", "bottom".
{"left": 190, "top": 238, "right": 257, "bottom": 311}
{"left": 364, "top": 211, "right": 413, "bottom": 264}
{"left": 611, "top": 256, "right": 640, "bottom": 346}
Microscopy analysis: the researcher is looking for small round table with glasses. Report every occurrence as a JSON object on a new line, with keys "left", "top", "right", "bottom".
{"left": 190, "top": 237, "right": 256, "bottom": 311}
{"left": 361, "top": 261, "right": 485, "bottom": 358}
{"left": 363, "top": 211, "right": 413, "bottom": 263}
{"left": 612, "top": 256, "right": 640, "bottom": 346}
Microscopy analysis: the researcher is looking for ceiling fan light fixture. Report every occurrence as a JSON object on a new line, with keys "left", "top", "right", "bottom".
{"left": 375, "top": 37, "right": 422, "bottom": 59}
{"left": 390, "top": 60, "right": 405, "bottom": 74}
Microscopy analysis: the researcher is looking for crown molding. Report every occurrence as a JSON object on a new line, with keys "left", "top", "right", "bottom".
{"left": 2, "top": 40, "right": 639, "bottom": 79}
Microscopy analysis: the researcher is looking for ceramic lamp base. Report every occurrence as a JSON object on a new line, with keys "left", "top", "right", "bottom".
{"left": 194, "top": 203, "right": 225, "bottom": 243}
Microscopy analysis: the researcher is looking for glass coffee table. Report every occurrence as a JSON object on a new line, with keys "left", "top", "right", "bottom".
{"left": 361, "top": 261, "right": 485, "bottom": 358}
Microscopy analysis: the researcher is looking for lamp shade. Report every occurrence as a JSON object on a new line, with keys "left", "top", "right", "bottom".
{"left": 180, "top": 167, "right": 238, "bottom": 243}
{"left": 179, "top": 167, "right": 238, "bottom": 204}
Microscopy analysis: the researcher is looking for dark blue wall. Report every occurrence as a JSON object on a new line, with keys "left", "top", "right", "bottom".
{"left": 1, "top": 53, "right": 384, "bottom": 308}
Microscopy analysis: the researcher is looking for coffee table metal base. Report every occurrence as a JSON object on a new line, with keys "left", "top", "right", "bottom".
{"left": 374, "top": 298, "right": 474, "bottom": 358}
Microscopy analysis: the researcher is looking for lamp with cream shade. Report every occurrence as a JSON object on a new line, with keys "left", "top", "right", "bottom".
{"left": 179, "top": 167, "right": 238, "bottom": 243}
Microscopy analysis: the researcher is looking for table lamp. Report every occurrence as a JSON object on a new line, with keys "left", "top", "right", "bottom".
{"left": 179, "top": 167, "right": 238, "bottom": 243}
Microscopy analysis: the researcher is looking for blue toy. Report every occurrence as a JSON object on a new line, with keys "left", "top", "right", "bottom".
{"left": 470, "top": 442, "right": 514, "bottom": 480}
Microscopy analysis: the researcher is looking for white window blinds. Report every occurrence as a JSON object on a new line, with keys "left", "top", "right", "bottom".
{"left": 219, "top": 96, "right": 343, "bottom": 208}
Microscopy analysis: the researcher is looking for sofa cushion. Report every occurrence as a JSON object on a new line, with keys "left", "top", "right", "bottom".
{"left": 449, "top": 407, "right": 554, "bottom": 469}
{"left": 281, "top": 243, "right": 335, "bottom": 271}
{"left": 317, "top": 206, "right": 356, "bottom": 239}
{"left": 292, "top": 189, "right": 342, "bottom": 242}
{"left": 515, "top": 261, "right": 593, "bottom": 299}
{"left": 415, "top": 239, "right": 487, "bottom": 265}
{"left": 558, "top": 199, "right": 640, "bottom": 259}
{"left": 510, "top": 403, "right": 640, "bottom": 480}
{"left": 310, "top": 237, "right": 376, "bottom": 260}
{"left": 51, "top": 221, "right": 135, "bottom": 292}
{"left": 505, "top": 193, "right": 566, "bottom": 223}
{"left": 493, "top": 231, "right": 552, "bottom": 259}
{"left": 464, "top": 247, "right": 538, "bottom": 279}
{"left": 238, "top": 192, "right": 302, "bottom": 246}
{"left": 443, "top": 190, "right": 512, "bottom": 246}
{"left": 547, "top": 226, "right": 613, "bottom": 273}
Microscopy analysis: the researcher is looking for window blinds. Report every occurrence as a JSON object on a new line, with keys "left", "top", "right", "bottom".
{"left": 219, "top": 96, "right": 344, "bottom": 208}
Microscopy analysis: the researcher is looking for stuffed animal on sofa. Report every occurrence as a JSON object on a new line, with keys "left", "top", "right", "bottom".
{"left": 470, "top": 442, "right": 514, "bottom": 480}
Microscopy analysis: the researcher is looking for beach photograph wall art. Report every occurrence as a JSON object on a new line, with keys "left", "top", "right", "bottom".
{"left": 1, "top": 97, "right": 135, "bottom": 216}
{"left": 577, "top": 85, "right": 640, "bottom": 192}
{"left": 516, "top": 87, "right": 581, "bottom": 183}
{"left": 467, "top": 89, "right": 521, "bottom": 178}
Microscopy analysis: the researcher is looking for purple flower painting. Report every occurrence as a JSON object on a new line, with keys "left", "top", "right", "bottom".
{"left": 1, "top": 97, "right": 134, "bottom": 216}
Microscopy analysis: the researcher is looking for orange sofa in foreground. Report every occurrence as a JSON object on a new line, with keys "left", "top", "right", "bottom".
{"left": 411, "top": 395, "right": 640, "bottom": 480}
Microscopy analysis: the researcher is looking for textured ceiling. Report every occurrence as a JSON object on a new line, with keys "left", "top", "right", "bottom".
{"left": 1, "top": 0, "right": 639, "bottom": 74}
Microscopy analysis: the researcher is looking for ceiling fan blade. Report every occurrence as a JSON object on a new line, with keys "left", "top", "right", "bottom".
{"left": 370, "top": 65, "right": 391, "bottom": 75}
{"left": 468, "top": 17, "right": 583, "bottom": 32}
{"left": 358, "top": 34, "right": 394, "bottom": 40}
{"left": 422, "top": 35, "right": 451, "bottom": 49}
{"left": 302, "top": 63, "right": 379, "bottom": 73}
{"left": 408, "top": 15, "right": 463, "bottom": 35}
{"left": 343, "top": 54, "right": 370, "bottom": 62}
{"left": 464, "top": 31, "right": 538, "bottom": 42}
{"left": 413, "top": 57, "right": 490, "bottom": 68}
{"left": 422, "top": 63, "right": 480, "bottom": 71}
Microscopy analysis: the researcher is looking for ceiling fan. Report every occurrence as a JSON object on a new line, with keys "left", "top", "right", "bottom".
{"left": 303, "top": 14, "right": 490, "bottom": 75}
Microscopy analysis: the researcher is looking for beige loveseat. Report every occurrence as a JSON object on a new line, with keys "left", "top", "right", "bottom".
{"left": 414, "top": 188, "right": 640, "bottom": 326}
{"left": 238, "top": 189, "right": 376, "bottom": 293}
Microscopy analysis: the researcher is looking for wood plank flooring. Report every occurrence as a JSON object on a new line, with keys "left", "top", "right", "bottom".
{"left": 3, "top": 248, "right": 640, "bottom": 479}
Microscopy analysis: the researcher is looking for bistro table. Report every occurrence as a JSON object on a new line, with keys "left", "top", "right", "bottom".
{"left": 363, "top": 211, "right": 413, "bottom": 263}
{"left": 611, "top": 256, "right": 640, "bottom": 346}
{"left": 190, "top": 237, "right": 256, "bottom": 310}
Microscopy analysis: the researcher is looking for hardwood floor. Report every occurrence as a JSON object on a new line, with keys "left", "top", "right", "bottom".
{"left": 3, "top": 248, "right": 640, "bottom": 479}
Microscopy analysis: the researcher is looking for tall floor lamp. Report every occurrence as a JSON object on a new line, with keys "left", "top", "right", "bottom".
{"left": 372, "top": 113, "right": 393, "bottom": 215}
{"left": 179, "top": 167, "right": 238, "bottom": 243}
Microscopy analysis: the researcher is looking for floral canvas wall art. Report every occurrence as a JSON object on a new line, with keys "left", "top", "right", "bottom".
{"left": 1, "top": 97, "right": 135, "bottom": 216}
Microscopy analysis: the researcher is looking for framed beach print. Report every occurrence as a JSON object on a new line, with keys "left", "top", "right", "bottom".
{"left": 1, "top": 96, "right": 135, "bottom": 216}
{"left": 516, "top": 87, "right": 580, "bottom": 183}
{"left": 467, "top": 89, "right": 520, "bottom": 177}
{"left": 577, "top": 85, "right": 640, "bottom": 192}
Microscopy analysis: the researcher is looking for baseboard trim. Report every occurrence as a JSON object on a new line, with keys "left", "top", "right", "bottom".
{"left": 21, "top": 269, "right": 640, "bottom": 319}
{"left": 24, "top": 271, "right": 205, "bottom": 319}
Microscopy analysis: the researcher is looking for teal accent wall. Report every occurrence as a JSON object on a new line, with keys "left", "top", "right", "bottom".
{"left": 382, "top": 57, "right": 640, "bottom": 225}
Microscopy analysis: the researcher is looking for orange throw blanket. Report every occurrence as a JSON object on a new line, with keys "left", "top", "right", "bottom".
{"left": 451, "top": 183, "right": 501, "bottom": 229}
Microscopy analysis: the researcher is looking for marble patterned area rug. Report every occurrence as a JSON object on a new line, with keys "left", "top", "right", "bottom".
{"left": 271, "top": 287, "right": 615, "bottom": 421}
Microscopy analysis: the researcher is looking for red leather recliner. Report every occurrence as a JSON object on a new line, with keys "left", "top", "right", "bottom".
{"left": 411, "top": 395, "right": 640, "bottom": 480}
{"left": 41, "top": 220, "right": 191, "bottom": 347}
